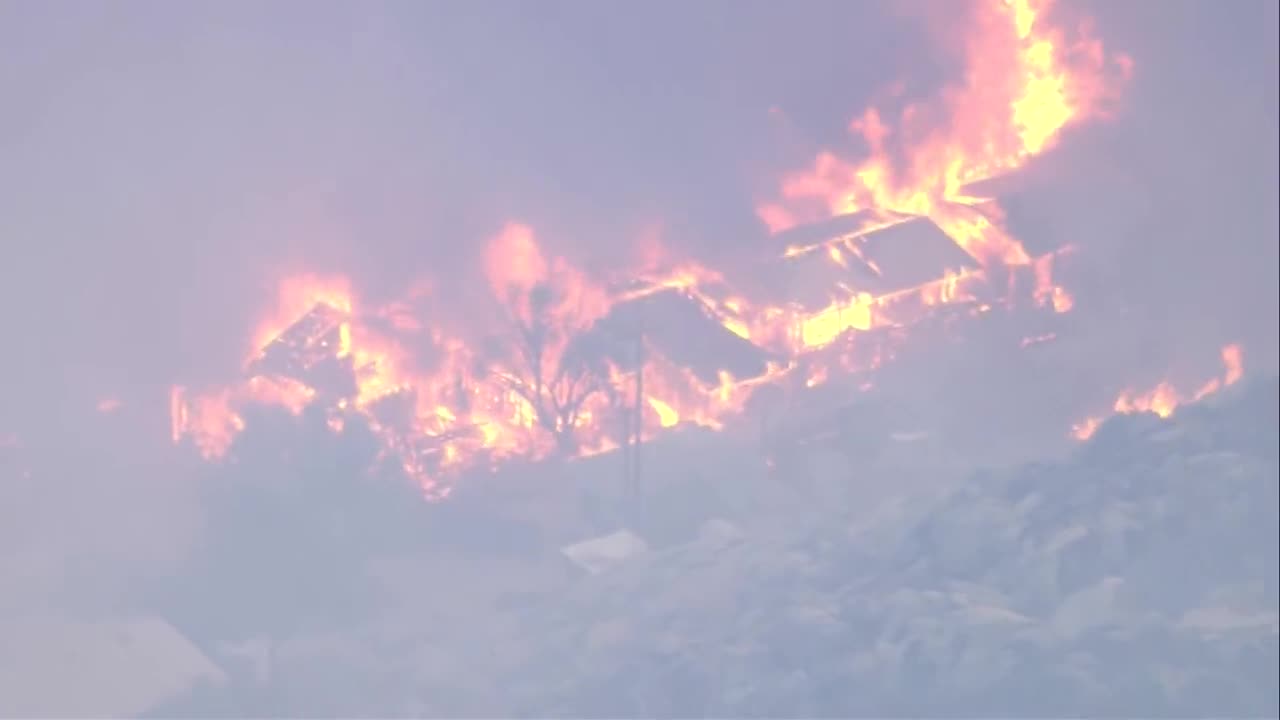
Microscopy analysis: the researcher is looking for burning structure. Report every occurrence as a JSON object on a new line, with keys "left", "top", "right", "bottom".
{"left": 168, "top": 207, "right": 1070, "bottom": 499}
{"left": 166, "top": 0, "right": 1242, "bottom": 498}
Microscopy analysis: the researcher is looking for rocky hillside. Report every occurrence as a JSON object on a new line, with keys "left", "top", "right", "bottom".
{"left": 152, "top": 377, "right": 1278, "bottom": 718}
{"left": 452, "top": 377, "right": 1279, "bottom": 717}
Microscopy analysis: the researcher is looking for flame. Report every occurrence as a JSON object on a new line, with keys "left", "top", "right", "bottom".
{"left": 757, "top": 0, "right": 1126, "bottom": 307}
{"left": 1071, "top": 344, "right": 1245, "bottom": 440}
{"left": 169, "top": 385, "right": 245, "bottom": 460}
{"left": 170, "top": 228, "right": 627, "bottom": 496}
{"left": 249, "top": 274, "right": 353, "bottom": 363}
{"left": 646, "top": 396, "right": 680, "bottom": 429}
{"left": 169, "top": 0, "right": 1134, "bottom": 497}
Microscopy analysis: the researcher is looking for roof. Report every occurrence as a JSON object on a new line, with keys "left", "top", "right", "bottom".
{"left": 592, "top": 288, "right": 777, "bottom": 385}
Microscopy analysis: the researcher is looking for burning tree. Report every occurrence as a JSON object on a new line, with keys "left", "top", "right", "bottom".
{"left": 490, "top": 282, "right": 619, "bottom": 455}
{"left": 482, "top": 223, "right": 621, "bottom": 456}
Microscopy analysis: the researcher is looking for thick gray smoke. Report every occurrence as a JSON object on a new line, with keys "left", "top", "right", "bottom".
{"left": 0, "top": 1, "right": 1275, "bottom": 715}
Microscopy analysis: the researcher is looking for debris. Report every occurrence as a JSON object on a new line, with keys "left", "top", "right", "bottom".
{"left": 560, "top": 529, "right": 649, "bottom": 575}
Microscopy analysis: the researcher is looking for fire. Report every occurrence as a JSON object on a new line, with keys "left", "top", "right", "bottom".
{"left": 1071, "top": 344, "right": 1246, "bottom": 440}
{"left": 646, "top": 397, "right": 680, "bottom": 429}
{"left": 757, "top": 0, "right": 1127, "bottom": 296}
{"left": 169, "top": 385, "right": 245, "bottom": 460}
{"left": 169, "top": 0, "right": 1135, "bottom": 496}
{"left": 249, "top": 273, "right": 353, "bottom": 362}
{"left": 171, "top": 228, "right": 634, "bottom": 496}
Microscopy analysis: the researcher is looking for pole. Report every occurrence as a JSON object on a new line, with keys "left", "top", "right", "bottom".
{"left": 620, "top": 375, "right": 632, "bottom": 512}
{"left": 632, "top": 315, "right": 645, "bottom": 529}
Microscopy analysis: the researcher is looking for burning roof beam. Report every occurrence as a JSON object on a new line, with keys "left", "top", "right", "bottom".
{"left": 592, "top": 288, "right": 779, "bottom": 388}
{"left": 247, "top": 303, "right": 351, "bottom": 384}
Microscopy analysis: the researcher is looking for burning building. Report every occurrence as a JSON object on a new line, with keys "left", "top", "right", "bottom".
{"left": 166, "top": 0, "right": 1230, "bottom": 500}
{"left": 167, "top": 201, "right": 1080, "bottom": 498}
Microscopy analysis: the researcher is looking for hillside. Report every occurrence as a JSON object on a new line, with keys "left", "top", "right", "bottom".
{"left": 448, "top": 378, "right": 1279, "bottom": 717}
{"left": 153, "top": 377, "right": 1279, "bottom": 717}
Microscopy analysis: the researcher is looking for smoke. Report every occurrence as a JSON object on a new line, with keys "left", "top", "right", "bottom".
{"left": 0, "top": 0, "right": 1275, "bottom": 652}
{"left": 997, "top": 0, "right": 1279, "bottom": 380}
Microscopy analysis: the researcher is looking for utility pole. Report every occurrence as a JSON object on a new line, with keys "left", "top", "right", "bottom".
{"left": 631, "top": 313, "right": 645, "bottom": 530}
{"left": 620, "top": 366, "right": 632, "bottom": 513}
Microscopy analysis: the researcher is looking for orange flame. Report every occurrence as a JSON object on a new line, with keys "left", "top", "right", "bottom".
{"left": 169, "top": 0, "right": 1135, "bottom": 497}
{"left": 1071, "top": 344, "right": 1246, "bottom": 440}
{"left": 758, "top": 0, "right": 1128, "bottom": 241}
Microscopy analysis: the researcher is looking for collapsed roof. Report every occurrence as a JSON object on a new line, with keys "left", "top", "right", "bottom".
{"left": 587, "top": 286, "right": 778, "bottom": 386}
{"left": 232, "top": 209, "right": 1058, "bottom": 441}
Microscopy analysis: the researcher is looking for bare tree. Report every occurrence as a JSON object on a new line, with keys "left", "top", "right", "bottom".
{"left": 492, "top": 283, "right": 614, "bottom": 455}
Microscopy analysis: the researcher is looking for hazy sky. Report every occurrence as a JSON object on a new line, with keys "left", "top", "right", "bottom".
{"left": 1, "top": 0, "right": 1276, "bottom": 442}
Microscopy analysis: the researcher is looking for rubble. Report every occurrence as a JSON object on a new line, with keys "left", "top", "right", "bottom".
{"left": 560, "top": 529, "right": 649, "bottom": 576}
